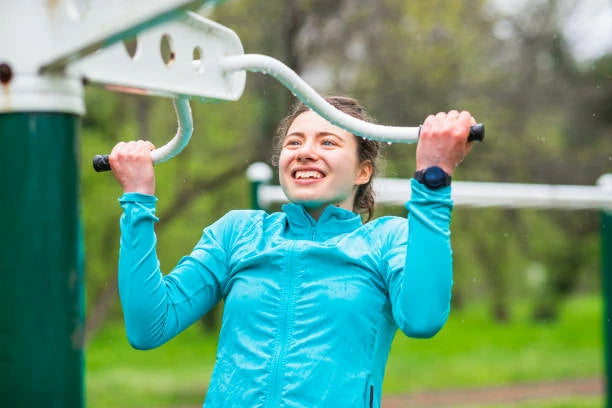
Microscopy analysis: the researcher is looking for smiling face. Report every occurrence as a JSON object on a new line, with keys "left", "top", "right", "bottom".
{"left": 278, "top": 110, "right": 373, "bottom": 219}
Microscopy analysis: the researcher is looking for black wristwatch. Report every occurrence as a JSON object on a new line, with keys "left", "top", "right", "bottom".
{"left": 414, "top": 166, "right": 452, "bottom": 190}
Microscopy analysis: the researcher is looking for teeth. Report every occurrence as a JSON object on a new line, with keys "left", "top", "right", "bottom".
{"left": 295, "top": 170, "right": 323, "bottom": 179}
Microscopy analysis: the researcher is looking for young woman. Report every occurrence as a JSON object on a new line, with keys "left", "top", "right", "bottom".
{"left": 109, "top": 96, "right": 476, "bottom": 408}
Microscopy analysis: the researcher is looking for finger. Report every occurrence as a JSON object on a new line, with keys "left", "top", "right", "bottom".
{"left": 433, "top": 112, "right": 447, "bottom": 132}
{"left": 447, "top": 110, "right": 459, "bottom": 120}
{"left": 455, "top": 111, "right": 473, "bottom": 143}
{"left": 458, "top": 111, "right": 472, "bottom": 125}
{"left": 421, "top": 114, "right": 435, "bottom": 132}
{"left": 110, "top": 141, "right": 126, "bottom": 157}
{"left": 144, "top": 141, "right": 156, "bottom": 151}
{"left": 130, "top": 140, "right": 153, "bottom": 155}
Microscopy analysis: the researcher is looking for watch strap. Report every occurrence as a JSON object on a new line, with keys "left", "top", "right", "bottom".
{"left": 414, "top": 166, "right": 452, "bottom": 190}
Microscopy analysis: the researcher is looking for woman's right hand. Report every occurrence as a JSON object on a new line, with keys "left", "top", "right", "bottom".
{"left": 109, "top": 140, "right": 156, "bottom": 195}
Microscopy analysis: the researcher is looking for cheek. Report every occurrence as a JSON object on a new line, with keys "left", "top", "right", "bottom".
{"left": 278, "top": 149, "right": 294, "bottom": 185}
{"left": 278, "top": 149, "right": 291, "bottom": 172}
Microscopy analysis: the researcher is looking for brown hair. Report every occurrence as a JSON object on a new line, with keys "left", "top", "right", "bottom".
{"left": 272, "top": 96, "right": 382, "bottom": 221}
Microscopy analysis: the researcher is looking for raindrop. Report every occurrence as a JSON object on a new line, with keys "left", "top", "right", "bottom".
{"left": 592, "top": 113, "right": 597, "bottom": 118}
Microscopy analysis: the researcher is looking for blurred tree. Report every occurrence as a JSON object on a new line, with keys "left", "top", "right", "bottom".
{"left": 81, "top": 0, "right": 611, "bottom": 343}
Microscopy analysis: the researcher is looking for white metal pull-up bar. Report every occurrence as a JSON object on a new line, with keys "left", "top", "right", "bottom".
{"left": 1, "top": 5, "right": 483, "bottom": 172}
{"left": 247, "top": 163, "right": 612, "bottom": 211}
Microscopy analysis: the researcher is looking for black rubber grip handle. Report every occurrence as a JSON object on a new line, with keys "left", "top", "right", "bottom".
{"left": 93, "top": 154, "right": 111, "bottom": 172}
{"left": 468, "top": 124, "right": 485, "bottom": 142}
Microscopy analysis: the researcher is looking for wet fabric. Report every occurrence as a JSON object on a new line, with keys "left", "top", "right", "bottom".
{"left": 117, "top": 179, "right": 454, "bottom": 408}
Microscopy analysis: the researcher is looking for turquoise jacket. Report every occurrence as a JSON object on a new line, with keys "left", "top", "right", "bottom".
{"left": 118, "top": 179, "right": 453, "bottom": 408}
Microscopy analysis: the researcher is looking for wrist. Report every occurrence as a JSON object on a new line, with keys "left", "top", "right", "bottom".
{"left": 122, "top": 184, "right": 155, "bottom": 195}
{"left": 414, "top": 166, "right": 452, "bottom": 190}
{"left": 416, "top": 162, "right": 454, "bottom": 175}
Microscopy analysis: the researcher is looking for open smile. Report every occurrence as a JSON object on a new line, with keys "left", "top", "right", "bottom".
{"left": 293, "top": 169, "right": 325, "bottom": 180}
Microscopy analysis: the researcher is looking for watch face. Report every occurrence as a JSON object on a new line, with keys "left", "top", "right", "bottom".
{"left": 424, "top": 166, "right": 445, "bottom": 188}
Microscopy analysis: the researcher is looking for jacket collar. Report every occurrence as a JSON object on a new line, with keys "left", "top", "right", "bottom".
{"left": 281, "top": 203, "right": 363, "bottom": 240}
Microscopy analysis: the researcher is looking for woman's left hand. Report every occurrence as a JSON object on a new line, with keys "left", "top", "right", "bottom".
{"left": 416, "top": 110, "right": 476, "bottom": 175}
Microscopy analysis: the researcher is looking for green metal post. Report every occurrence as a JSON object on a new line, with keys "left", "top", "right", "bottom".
{"left": 603, "top": 210, "right": 612, "bottom": 408}
{"left": 251, "top": 181, "right": 262, "bottom": 210}
{"left": 0, "top": 113, "right": 84, "bottom": 407}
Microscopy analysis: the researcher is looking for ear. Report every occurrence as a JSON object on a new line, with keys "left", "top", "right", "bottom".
{"left": 355, "top": 160, "right": 373, "bottom": 186}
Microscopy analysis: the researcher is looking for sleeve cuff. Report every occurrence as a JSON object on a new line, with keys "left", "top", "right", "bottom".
{"left": 119, "top": 192, "right": 158, "bottom": 204}
{"left": 405, "top": 178, "right": 452, "bottom": 209}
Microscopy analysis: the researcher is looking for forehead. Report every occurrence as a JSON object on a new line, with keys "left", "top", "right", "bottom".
{"left": 287, "top": 110, "right": 354, "bottom": 138}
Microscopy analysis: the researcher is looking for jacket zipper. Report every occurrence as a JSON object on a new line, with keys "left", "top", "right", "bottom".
{"left": 269, "top": 241, "right": 298, "bottom": 407}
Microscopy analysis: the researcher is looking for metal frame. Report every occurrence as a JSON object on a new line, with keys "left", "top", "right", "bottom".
{"left": 247, "top": 162, "right": 612, "bottom": 211}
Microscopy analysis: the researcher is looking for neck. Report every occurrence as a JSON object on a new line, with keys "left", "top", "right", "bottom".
{"left": 306, "top": 206, "right": 325, "bottom": 221}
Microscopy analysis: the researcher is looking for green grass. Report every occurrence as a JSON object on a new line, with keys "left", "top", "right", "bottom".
{"left": 384, "top": 295, "right": 603, "bottom": 393}
{"left": 473, "top": 396, "right": 601, "bottom": 408}
{"left": 86, "top": 295, "right": 604, "bottom": 407}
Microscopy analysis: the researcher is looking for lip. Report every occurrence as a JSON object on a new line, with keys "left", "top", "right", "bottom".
{"left": 291, "top": 166, "right": 326, "bottom": 178}
{"left": 289, "top": 166, "right": 326, "bottom": 185}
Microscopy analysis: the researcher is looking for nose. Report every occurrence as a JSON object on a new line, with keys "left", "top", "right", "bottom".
{"left": 296, "top": 140, "right": 318, "bottom": 162}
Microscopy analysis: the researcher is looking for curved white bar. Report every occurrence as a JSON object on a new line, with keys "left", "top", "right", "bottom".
{"left": 220, "top": 54, "right": 421, "bottom": 143}
{"left": 150, "top": 97, "right": 194, "bottom": 165}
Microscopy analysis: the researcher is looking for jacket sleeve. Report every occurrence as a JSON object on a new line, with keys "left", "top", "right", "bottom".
{"left": 385, "top": 179, "right": 453, "bottom": 338}
{"left": 118, "top": 193, "right": 231, "bottom": 350}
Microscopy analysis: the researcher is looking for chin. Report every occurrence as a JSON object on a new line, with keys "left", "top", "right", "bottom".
{"left": 288, "top": 196, "right": 327, "bottom": 208}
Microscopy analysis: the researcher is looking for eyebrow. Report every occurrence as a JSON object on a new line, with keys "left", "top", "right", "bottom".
{"left": 285, "top": 131, "right": 344, "bottom": 140}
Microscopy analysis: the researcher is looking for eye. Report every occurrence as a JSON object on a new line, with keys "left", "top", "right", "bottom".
{"left": 283, "top": 138, "right": 301, "bottom": 147}
{"left": 321, "top": 138, "right": 336, "bottom": 146}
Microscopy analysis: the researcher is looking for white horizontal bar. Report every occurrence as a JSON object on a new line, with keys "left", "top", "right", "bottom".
{"left": 257, "top": 178, "right": 612, "bottom": 210}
